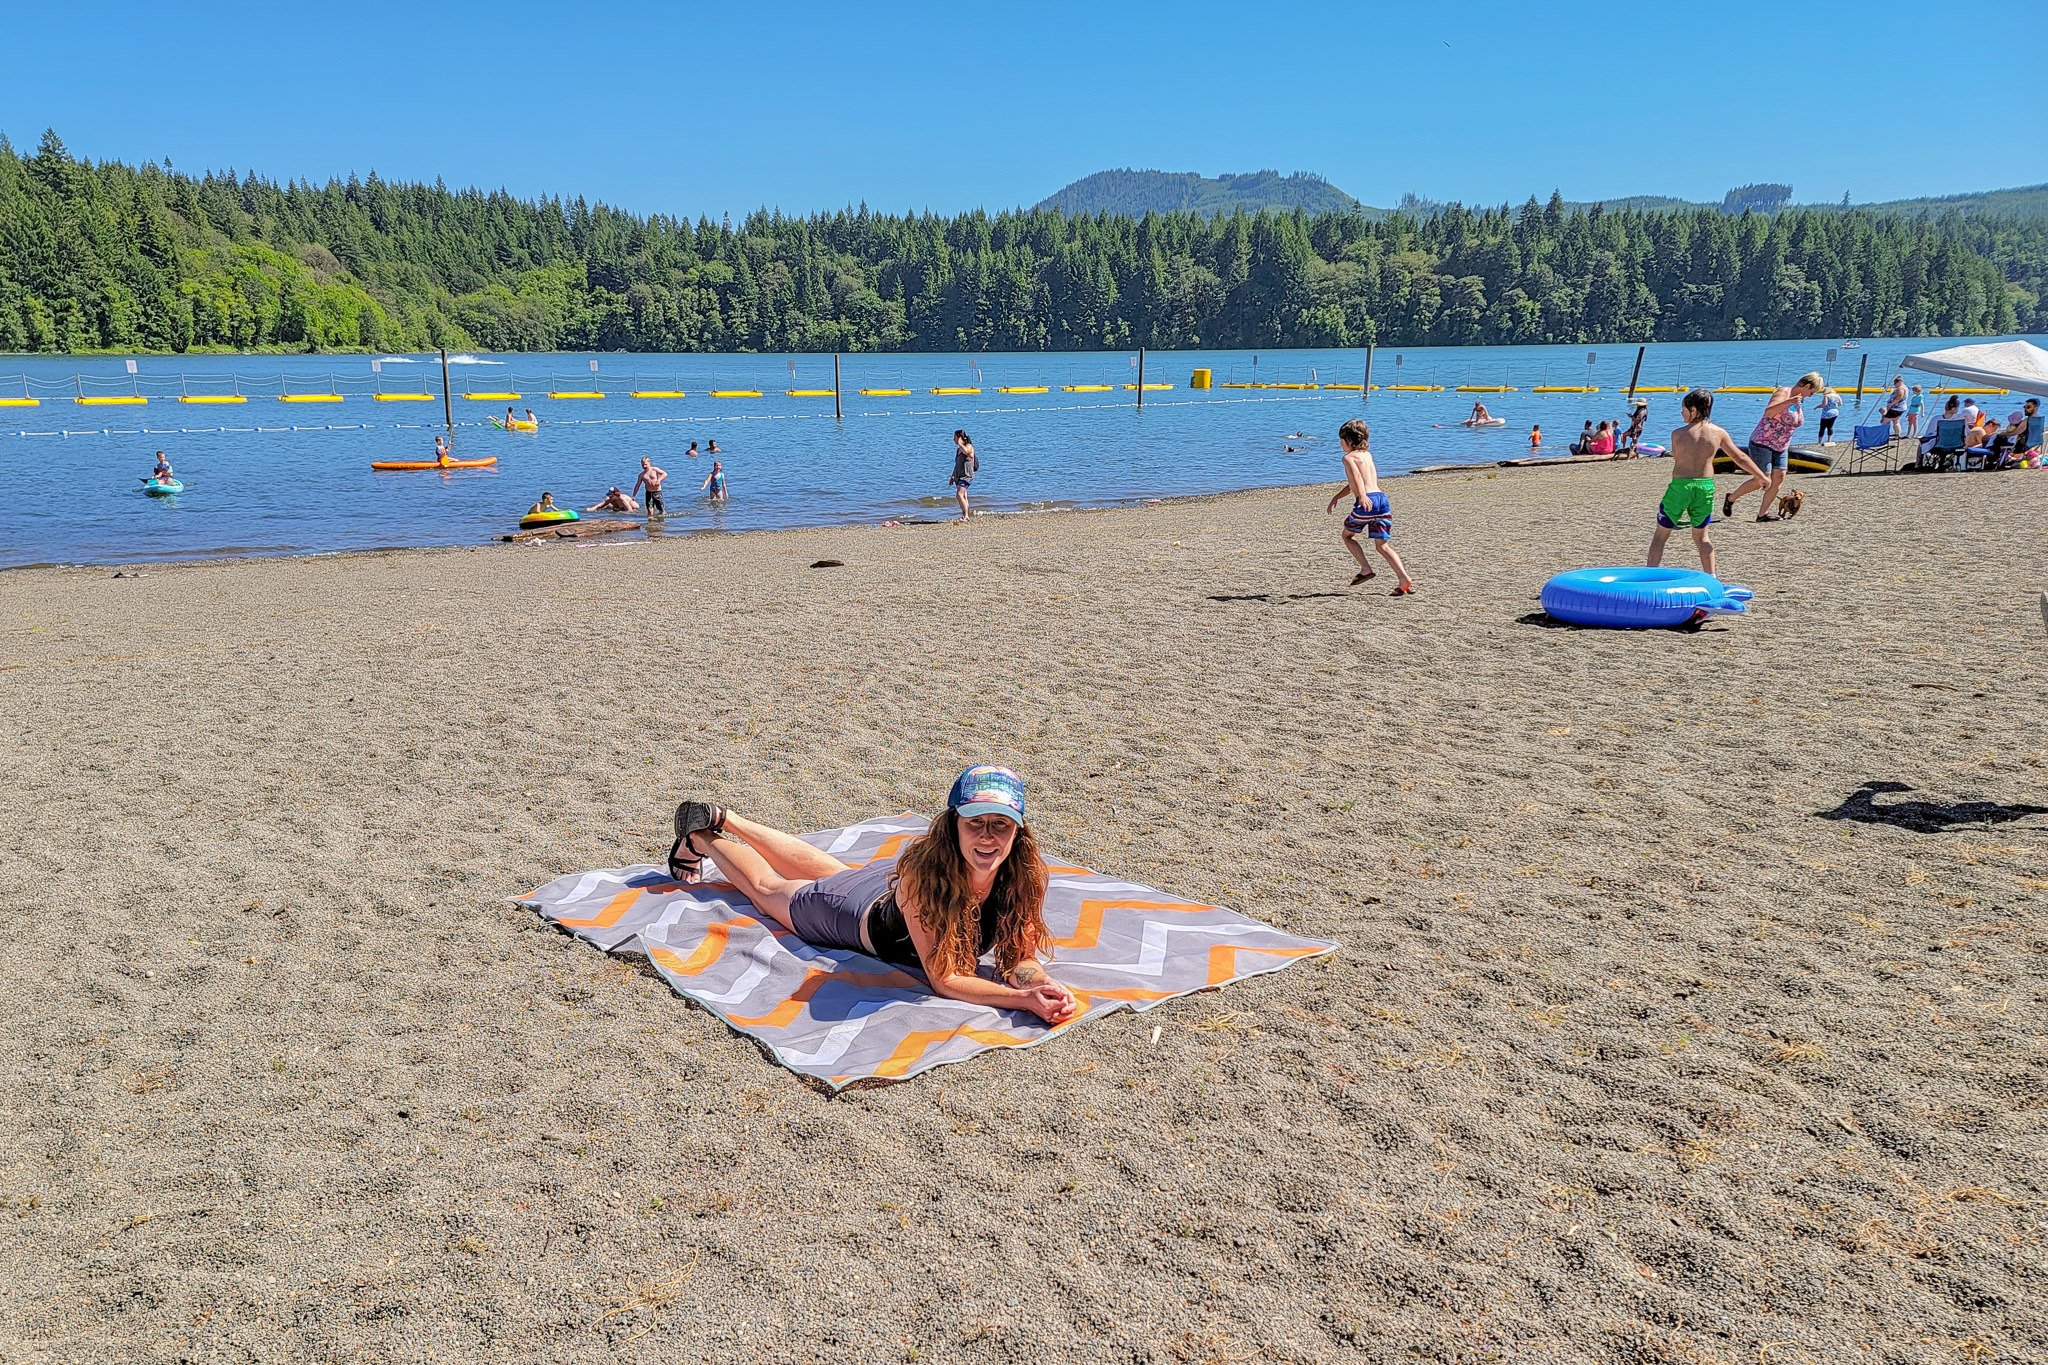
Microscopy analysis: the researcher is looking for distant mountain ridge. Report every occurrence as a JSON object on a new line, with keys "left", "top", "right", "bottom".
{"left": 1037, "top": 169, "right": 1368, "bottom": 218}
{"left": 1044, "top": 170, "right": 2048, "bottom": 223}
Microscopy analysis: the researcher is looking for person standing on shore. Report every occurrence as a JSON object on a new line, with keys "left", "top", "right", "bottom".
{"left": 1651, "top": 389, "right": 1767, "bottom": 576}
{"left": 949, "top": 429, "right": 978, "bottom": 520}
{"left": 1816, "top": 387, "right": 1842, "bottom": 443}
{"left": 1724, "top": 371, "right": 1820, "bottom": 523}
{"left": 1324, "top": 418, "right": 1415, "bottom": 595}
{"left": 634, "top": 456, "right": 668, "bottom": 518}
{"left": 1905, "top": 384, "right": 1925, "bottom": 437}
{"left": 1881, "top": 375, "right": 1908, "bottom": 434}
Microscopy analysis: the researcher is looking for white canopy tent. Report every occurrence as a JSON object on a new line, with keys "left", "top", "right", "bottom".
{"left": 1899, "top": 339, "right": 2048, "bottom": 397}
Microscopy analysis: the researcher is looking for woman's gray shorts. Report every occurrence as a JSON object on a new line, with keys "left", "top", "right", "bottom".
{"left": 785, "top": 859, "right": 894, "bottom": 952}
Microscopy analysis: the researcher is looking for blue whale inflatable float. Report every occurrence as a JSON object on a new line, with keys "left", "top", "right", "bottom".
{"left": 1541, "top": 566, "right": 1754, "bottom": 629}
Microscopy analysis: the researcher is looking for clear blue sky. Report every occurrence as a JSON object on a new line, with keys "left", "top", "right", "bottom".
{"left": 5, "top": 0, "right": 2036, "bottom": 220}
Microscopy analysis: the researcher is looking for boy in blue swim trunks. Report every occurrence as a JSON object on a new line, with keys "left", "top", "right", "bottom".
{"left": 1325, "top": 419, "right": 1415, "bottom": 594}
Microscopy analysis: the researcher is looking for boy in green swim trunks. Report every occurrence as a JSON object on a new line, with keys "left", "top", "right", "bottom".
{"left": 1649, "top": 389, "right": 1766, "bottom": 577}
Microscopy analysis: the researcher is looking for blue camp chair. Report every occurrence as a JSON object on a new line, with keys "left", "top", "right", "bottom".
{"left": 1920, "top": 417, "right": 1968, "bottom": 472}
{"left": 1845, "top": 420, "right": 1903, "bottom": 473}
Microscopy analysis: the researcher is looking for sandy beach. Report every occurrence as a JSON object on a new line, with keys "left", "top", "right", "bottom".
{"left": 3, "top": 459, "right": 2044, "bottom": 1364}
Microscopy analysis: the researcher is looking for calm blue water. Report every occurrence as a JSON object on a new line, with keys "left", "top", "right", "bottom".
{"left": 0, "top": 336, "right": 2035, "bottom": 569}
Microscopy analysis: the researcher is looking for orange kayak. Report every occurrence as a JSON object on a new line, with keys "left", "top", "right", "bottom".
{"left": 370, "top": 457, "right": 499, "bottom": 470}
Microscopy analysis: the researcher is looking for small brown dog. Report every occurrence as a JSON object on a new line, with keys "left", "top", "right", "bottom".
{"left": 1774, "top": 488, "right": 1806, "bottom": 520}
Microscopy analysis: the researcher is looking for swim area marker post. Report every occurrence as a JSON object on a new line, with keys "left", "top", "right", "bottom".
{"left": 1853, "top": 353, "right": 1869, "bottom": 403}
{"left": 1363, "top": 344, "right": 1374, "bottom": 399}
{"left": 833, "top": 354, "right": 842, "bottom": 421}
{"left": 1625, "top": 345, "right": 1645, "bottom": 407}
{"left": 1136, "top": 348, "right": 1145, "bottom": 409}
{"left": 439, "top": 348, "right": 453, "bottom": 435}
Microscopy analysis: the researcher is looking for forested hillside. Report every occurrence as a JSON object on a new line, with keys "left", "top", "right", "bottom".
{"left": 1037, "top": 170, "right": 1365, "bottom": 218}
{"left": 0, "top": 132, "right": 2036, "bottom": 355}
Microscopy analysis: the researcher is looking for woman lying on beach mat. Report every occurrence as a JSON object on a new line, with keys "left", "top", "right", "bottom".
{"left": 666, "top": 765, "right": 1080, "bottom": 1024}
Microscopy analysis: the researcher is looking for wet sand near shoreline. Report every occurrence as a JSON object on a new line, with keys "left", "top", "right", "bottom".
{"left": 2, "top": 461, "right": 2043, "bottom": 1364}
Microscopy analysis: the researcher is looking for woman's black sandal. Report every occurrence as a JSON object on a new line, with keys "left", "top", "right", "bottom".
{"left": 667, "top": 802, "right": 728, "bottom": 881}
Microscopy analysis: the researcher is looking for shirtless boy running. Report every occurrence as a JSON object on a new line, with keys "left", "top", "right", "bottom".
{"left": 1649, "top": 389, "right": 1766, "bottom": 576}
{"left": 1325, "top": 418, "right": 1415, "bottom": 594}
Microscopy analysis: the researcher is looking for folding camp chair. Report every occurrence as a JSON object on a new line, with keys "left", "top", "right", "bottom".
{"left": 1844, "top": 420, "right": 1904, "bottom": 473}
{"left": 1919, "top": 418, "right": 1968, "bottom": 472}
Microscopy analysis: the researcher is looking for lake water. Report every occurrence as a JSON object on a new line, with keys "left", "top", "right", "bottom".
{"left": 1, "top": 336, "right": 2035, "bottom": 569}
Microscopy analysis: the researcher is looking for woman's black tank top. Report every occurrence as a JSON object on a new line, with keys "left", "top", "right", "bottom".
{"left": 868, "top": 887, "right": 1002, "bottom": 973}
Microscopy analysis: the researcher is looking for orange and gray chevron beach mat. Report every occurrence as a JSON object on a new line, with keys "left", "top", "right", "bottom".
{"left": 517, "top": 813, "right": 1335, "bottom": 1089}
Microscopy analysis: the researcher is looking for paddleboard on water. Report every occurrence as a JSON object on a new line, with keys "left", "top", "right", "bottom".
{"left": 1433, "top": 419, "right": 1508, "bottom": 428}
{"left": 142, "top": 479, "right": 182, "bottom": 496}
{"left": 370, "top": 457, "right": 499, "bottom": 470}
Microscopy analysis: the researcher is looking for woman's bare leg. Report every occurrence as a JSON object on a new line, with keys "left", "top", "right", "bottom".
{"left": 718, "top": 811, "right": 851, "bottom": 881}
{"left": 690, "top": 830, "right": 801, "bottom": 930}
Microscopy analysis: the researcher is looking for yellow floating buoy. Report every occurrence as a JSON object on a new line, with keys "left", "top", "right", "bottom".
{"left": 180, "top": 395, "right": 247, "bottom": 404}
{"left": 465, "top": 392, "right": 522, "bottom": 400}
{"left": 1930, "top": 386, "right": 2008, "bottom": 394}
{"left": 1385, "top": 384, "right": 1445, "bottom": 393}
{"left": 1122, "top": 383, "right": 1173, "bottom": 391}
{"left": 1321, "top": 383, "right": 1363, "bottom": 391}
{"left": 785, "top": 389, "right": 834, "bottom": 397}
{"left": 76, "top": 396, "right": 148, "bottom": 405}
{"left": 631, "top": 390, "right": 688, "bottom": 399}
{"left": 996, "top": 386, "right": 1049, "bottom": 394}
{"left": 1530, "top": 386, "right": 1597, "bottom": 394}
{"left": 279, "top": 394, "right": 344, "bottom": 403}
{"left": 1190, "top": 368, "right": 1212, "bottom": 389}
{"left": 1455, "top": 385, "right": 1517, "bottom": 393}
{"left": 859, "top": 388, "right": 911, "bottom": 397}
{"left": 548, "top": 390, "right": 606, "bottom": 399}
{"left": 0, "top": 397, "right": 42, "bottom": 407}
{"left": 930, "top": 386, "right": 982, "bottom": 395}
{"left": 1714, "top": 386, "right": 1774, "bottom": 394}
{"left": 1625, "top": 386, "right": 1686, "bottom": 394}
{"left": 374, "top": 393, "right": 436, "bottom": 402}
{"left": 708, "top": 389, "right": 761, "bottom": 398}
{"left": 1063, "top": 384, "right": 1114, "bottom": 393}
{"left": 1219, "top": 382, "right": 1257, "bottom": 389}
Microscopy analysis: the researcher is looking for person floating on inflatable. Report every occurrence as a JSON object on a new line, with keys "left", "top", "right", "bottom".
{"left": 1467, "top": 401, "right": 1492, "bottom": 425}
{"left": 151, "top": 450, "right": 174, "bottom": 481}
{"left": 1648, "top": 389, "right": 1767, "bottom": 576}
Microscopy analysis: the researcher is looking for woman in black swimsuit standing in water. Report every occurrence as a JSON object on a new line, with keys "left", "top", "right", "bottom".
{"left": 666, "top": 766, "right": 1078, "bottom": 1023}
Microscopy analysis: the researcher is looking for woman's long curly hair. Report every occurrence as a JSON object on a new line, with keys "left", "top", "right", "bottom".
{"left": 891, "top": 808, "right": 1049, "bottom": 983}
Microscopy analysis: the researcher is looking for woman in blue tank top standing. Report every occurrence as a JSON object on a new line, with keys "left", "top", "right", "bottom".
{"left": 665, "top": 766, "right": 1078, "bottom": 1024}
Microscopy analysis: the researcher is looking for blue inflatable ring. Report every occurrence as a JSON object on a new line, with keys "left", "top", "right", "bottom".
{"left": 1541, "top": 566, "right": 1754, "bottom": 629}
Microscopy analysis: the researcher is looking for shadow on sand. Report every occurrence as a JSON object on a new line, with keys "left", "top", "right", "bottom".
{"left": 1209, "top": 591, "right": 1354, "bottom": 605}
{"left": 1513, "top": 610, "right": 1718, "bottom": 634}
{"left": 1816, "top": 780, "right": 2048, "bottom": 833}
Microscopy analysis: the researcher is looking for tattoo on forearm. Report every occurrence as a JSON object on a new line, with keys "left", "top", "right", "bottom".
{"left": 1012, "top": 962, "right": 1044, "bottom": 985}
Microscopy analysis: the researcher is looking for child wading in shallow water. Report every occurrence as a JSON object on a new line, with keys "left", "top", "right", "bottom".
{"left": 1325, "top": 418, "right": 1415, "bottom": 595}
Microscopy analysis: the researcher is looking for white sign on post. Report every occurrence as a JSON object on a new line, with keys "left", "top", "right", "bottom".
{"left": 589, "top": 359, "right": 599, "bottom": 373}
{"left": 125, "top": 359, "right": 137, "bottom": 374}
{"left": 371, "top": 359, "right": 382, "bottom": 373}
